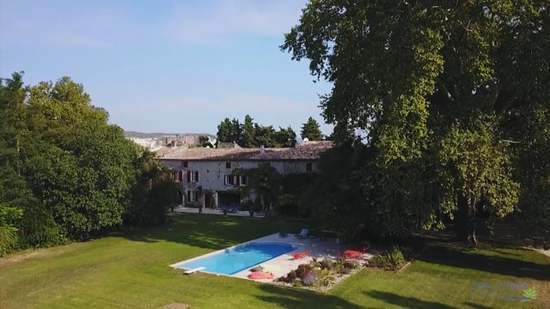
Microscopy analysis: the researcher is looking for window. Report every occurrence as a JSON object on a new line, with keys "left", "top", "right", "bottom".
{"left": 186, "top": 190, "right": 191, "bottom": 202}
{"left": 226, "top": 161, "right": 231, "bottom": 169}
{"left": 193, "top": 191, "right": 199, "bottom": 202}
{"left": 186, "top": 171, "right": 199, "bottom": 183}
{"left": 224, "top": 175, "right": 234, "bottom": 186}
{"left": 177, "top": 170, "right": 183, "bottom": 182}
{"left": 181, "top": 161, "right": 188, "bottom": 168}
{"left": 225, "top": 175, "right": 245, "bottom": 186}
{"left": 306, "top": 162, "right": 313, "bottom": 172}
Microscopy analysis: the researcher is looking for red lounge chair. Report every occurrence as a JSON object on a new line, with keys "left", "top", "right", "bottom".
{"left": 343, "top": 250, "right": 363, "bottom": 259}
{"left": 247, "top": 271, "right": 274, "bottom": 280}
{"left": 291, "top": 251, "right": 309, "bottom": 260}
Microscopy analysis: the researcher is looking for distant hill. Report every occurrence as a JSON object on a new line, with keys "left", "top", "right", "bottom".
{"left": 124, "top": 131, "right": 215, "bottom": 139}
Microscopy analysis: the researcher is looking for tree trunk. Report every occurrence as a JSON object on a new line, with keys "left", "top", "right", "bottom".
{"left": 455, "top": 200, "right": 469, "bottom": 241}
{"left": 465, "top": 205, "right": 478, "bottom": 247}
{"left": 455, "top": 197, "right": 478, "bottom": 247}
{"left": 467, "top": 226, "right": 478, "bottom": 247}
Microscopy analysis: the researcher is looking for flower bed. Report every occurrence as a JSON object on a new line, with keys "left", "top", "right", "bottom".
{"left": 274, "top": 257, "right": 366, "bottom": 292}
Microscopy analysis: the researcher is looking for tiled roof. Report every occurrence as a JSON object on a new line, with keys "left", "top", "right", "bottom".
{"left": 157, "top": 141, "right": 333, "bottom": 161}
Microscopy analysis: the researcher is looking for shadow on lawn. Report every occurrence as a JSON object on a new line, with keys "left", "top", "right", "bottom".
{"left": 417, "top": 244, "right": 550, "bottom": 281}
{"left": 118, "top": 214, "right": 302, "bottom": 250}
{"left": 365, "top": 290, "right": 456, "bottom": 309}
{"left": 462, "top": 302, "right": 493, "bottom": 309}
{"left": 256, "top": 284, "right": 363, "bottom": 308}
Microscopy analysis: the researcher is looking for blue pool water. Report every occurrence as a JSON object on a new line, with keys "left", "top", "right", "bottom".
{"left": 177, "top": 242, "right": 295, "bottom": 275}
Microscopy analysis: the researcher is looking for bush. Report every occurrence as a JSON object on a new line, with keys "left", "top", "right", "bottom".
{"left": 370, "top": 246, "right": 407, "bottom": 271}
{"left": 20, "top": 203, "right": 65, "bottom": 247}
{"left": 295, "top": 264, "right": 313, "bottom": 279}
{"left": 276, "top": 270, "right": 297, "bottom": 283}
{"left": 0, "top": 225, "right": 18, "bottom": 256}
{"left": 126, "top": 168, "right": 179, "bottom": 226}
{"left": 277, "top": 193, "right": 298, "bottom": 216}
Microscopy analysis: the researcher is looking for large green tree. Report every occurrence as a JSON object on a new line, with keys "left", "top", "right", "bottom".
{"left": 241, "top": 114, "right": 256, "bottom": 147}
{"left": 216, "top": 118, "right": 242, "bottom": 144}
{"left": 284, "top": 1, "right": 548, "bottom": 244}
{"left": 216, "top": 115, "right": 297, "bottom": 148}
{"left": 301, "top": 117, "right": 323, "bottom": 141}
{"left": 0, "top": 73, "right": 178, "bottom": 253}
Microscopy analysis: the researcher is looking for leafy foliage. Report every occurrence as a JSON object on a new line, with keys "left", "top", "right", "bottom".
{"left": 301, "top": 117, "right": 323, "bottom": 141}
{"left": 369, "top": 247, "right": 407, "bottom": 271}
{"left": 216, "top": 114, "right": 298, "bottom": 147}
{"left": 283, "top": 0, "right": 548, "bottom": 244}
{"left": 237, "top": 163, "right": 282, "bottom": 216}
{"left": 0, "top": 73, "right": 177, "bottom": 251}
{"left": 436, "top": 121, "right": 519, "bottom": 244}
{"left": 126, "top": 151, "right": 180, "bottom": 226}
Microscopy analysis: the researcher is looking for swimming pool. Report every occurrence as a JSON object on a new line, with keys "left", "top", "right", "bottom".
{"left": 175, "top": 242, "right": 295, "bottom": 275}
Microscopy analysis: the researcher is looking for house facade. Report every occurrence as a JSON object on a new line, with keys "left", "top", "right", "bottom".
{"left": 158, "top": 141, "right": 332, "bottom": 209}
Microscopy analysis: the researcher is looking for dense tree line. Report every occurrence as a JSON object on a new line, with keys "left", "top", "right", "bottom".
{"left": 284, "top": 0, "right": 549, "bottom": 245}
{"left": 216, "top": 115, "right": 323, "bottom": 148}
{"left": 0, "top": 73, "right": 178, "bottom": 256}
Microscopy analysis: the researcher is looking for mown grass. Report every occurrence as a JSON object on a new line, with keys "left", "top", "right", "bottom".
{"left": 1, "top": 214, "right": 549, "bottom": 308}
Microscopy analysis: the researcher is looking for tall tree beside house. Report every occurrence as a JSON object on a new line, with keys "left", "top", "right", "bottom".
{"left": 274, "top": 127, "right": 297, "bottom": 147}
{"left": 301, "top": 117, "right": 322, "bottom": 141}
{"left": 283, "top": 0, "right": 547, "bottom": 244}
{"left": 253, "top": 124, "right": 276, "bottom": 147}
{"left": 237, "top": 163, "right": 282, "bottom": 217}
{"left": 126, "top": 150, "right": 179, "bottom": 226}
{"left": 217, "top": 118, "right": 238, "bottom": 144}
{"left": 242, "top": 114, "right": 256, "bottom": 147}
{"left": 19, "top": 77, "right": 142, "bottom": 240}
{"left": 0, "top": 73, "right": 178, "bottom": 254}
{"left": 216, "top": 115, "right": 297, "bottom": 148}
{"left": 230, "top": 118, "right": 243, "bottom": 145}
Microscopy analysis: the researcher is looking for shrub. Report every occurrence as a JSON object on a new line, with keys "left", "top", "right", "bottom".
{"left": 295, "top": 264, "right": 313, "bottom": 279}
{"left": 318, "top": 274, "right": 336, "bottom": 288}
{"left": 0, "top": 204, "right": 23, "bottom": 256}
{"left": 20, "top": 203, "right": 65, "bottom": 247}
{"left": 302, "top": 271, "right": 317, "bottom": 286}
{"left": 370, "top": 246, "right": 407, "bottom": 271}
{"left": 277, "top": 270, "right": 297, "bottom": 283}
{"left": 277, "top": 193, "right": 298, "bottom": 216}
{"left": 0, "top": 225, "right": 18, "bottom": 256}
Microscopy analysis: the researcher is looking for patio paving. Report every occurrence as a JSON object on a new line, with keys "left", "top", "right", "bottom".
{"left": 173, "top": 206, "right": 264, "bottom": 218}
{"left": 233, "top": 233, "right": 372, "bottom": 282}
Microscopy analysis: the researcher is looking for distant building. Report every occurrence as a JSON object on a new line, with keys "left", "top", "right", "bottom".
{"left": 125, "top": 132, "right": 216, "bottom": 151}
{"left": 158, "top": 141, "right": 332, "bottom": 209}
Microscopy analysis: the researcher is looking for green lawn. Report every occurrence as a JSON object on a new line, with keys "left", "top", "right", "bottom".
{"left": 1, "top": 215, "right": 549, "bottom": 308}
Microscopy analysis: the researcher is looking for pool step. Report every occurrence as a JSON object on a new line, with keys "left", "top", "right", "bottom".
{"left": 184, "top": 267, "right": 205, "bottom": 275}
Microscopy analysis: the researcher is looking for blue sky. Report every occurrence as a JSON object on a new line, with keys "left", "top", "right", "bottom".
{"left": 0, "top": 0, "right": 332, "bottom": 135}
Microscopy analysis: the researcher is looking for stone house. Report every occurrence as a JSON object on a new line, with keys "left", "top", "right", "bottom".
{"left": 158, "top": 141, "right": 332, "bottom": 209}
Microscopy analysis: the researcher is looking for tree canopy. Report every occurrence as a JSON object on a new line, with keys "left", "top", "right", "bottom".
{"left": 300, "top": 117, "right": 323, "bottom": 141}
{"left": 0, "top": 73, "right": 177, "bottom": 255}
{"left": 284, "top": 0, "right": 549, "bottom": 244}
{"left": 216, "top": 115, "right": 297, "bottom": 148}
